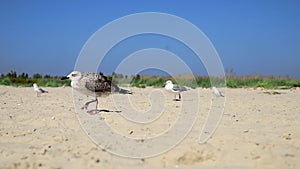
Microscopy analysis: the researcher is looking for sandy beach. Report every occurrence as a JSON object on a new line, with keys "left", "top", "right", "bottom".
{"left": 0, "top": 85, "right": 299, "bottom": 169}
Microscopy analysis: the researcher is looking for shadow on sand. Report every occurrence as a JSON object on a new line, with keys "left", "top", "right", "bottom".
{"left": 86, "top": 109, "right": 121, "bottom": 115}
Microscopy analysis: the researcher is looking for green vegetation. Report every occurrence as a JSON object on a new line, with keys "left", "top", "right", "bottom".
{"left": 0, "top": 71, "right": 70, "bottom": 87}
{"left": 130, "top": 75, "right": 166, "bottom": 88}
{"left": 129, "top": 74, "right": 300, "bottom": 89}
{"left": 226, "top": 76, "right": 300, "bottom": 89}
{"left": 0, "top": 70, "right": 299, "bottom": 89}
{"left": 127, "top": 74, "right": 300, "bottom": 89}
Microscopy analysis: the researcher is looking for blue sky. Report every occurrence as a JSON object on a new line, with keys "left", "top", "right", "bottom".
{"left": 0, "top": 0, "right": 300, "bottom": 77}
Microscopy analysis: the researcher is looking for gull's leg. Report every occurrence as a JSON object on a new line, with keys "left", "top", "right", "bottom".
{"left": 84, "top": 98, "right": 100, "bottom": 115}
{"left": 82, "top": 98, "right": 98, "bottom": 110}
{"left": 95, "top": 98, "right": 98, "bottom": 110}
{"left": 179, "top": 93, "right": 181, "bottom": 100}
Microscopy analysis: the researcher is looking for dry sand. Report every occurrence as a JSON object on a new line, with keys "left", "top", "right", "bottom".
{"left": 0, "top": 85, "right": 299, "bottom": 169}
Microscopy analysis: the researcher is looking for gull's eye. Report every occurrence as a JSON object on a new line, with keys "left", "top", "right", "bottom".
{"left": 72, "top": 74, "right": 76, "bottom": 77}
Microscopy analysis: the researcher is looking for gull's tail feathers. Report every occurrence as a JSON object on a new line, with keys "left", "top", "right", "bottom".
{"left": 40, "top": 89, "right": 48, "bottom": 93}
{"left": 118, "top": 88, "right": 132, "bottom": 94}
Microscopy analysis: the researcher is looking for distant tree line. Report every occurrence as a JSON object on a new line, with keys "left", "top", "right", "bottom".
{"left": 0, "top": 71, "right": 62, "bottom": 79}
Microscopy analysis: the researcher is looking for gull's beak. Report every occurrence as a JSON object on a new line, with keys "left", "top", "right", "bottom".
{"left": 61, "top": 76, "right": 69, "bottom": 80}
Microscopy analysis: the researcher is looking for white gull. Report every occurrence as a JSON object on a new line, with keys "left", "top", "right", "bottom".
{"left": 33, "top": 83, "right": 48, "bottom": 96}
{"left": 164, "top": 80, "right": 188, "bottom": 101}
{"left": 212, "top": 86, "right": 224, "bottom": 97}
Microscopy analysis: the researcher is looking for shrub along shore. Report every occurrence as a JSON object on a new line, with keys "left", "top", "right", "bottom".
{"left": 0, "top": 71, "right": 299, "bottom": 89}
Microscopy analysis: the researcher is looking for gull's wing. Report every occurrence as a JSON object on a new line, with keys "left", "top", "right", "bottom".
{"left": 34, "top": 84, "right": 48, "bottom": 93}
{"left": 84, "top": 72, "right": 131, "bottom": 94}
{"left": 84, "top": 73, "right": 112, "bottom": 93}
{"left": 173, "top": 84, "right": 188, "bottom": 92}
{"left": 212, "top": 87, "right": 224, "bottom": 97}
{"left": 219, "top": 91, "right": 224, "bottom": 97}
{"left": 38, "top": 87, "right": 48, "bottom": 93}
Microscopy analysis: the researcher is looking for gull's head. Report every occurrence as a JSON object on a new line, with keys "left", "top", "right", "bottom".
{"left": 212, "top": 86, "right": 220, "bottom": 95}
{"left": 165, "top": 80, "right": 173, "bottom": 90}
{"left": 33, "top": 83, "right": 38, "bottom": 88}
{"left": 165, "top": 80, "right": 173, "bottom": 85}
{"left": 61, "top": 71, "right": 82, "bottom": 81}
{"left": 67, "top": 71, "right": 82, "bottom": 81}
